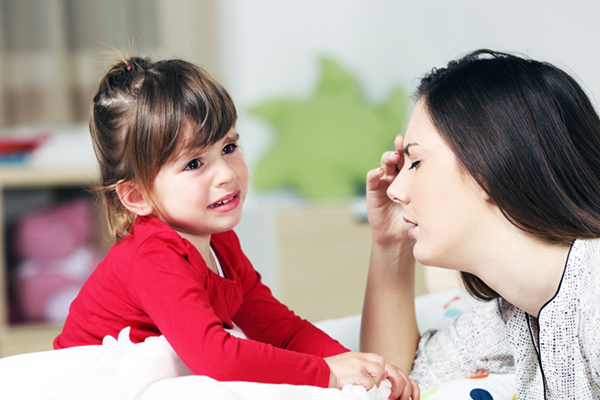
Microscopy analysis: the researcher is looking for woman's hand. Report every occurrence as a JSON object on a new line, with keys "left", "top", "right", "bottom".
{"left": 383, "top": 362, "right": 421, "bottom": 400}
{"left": 325, "top": 352, "right": 420, "bottom": 399}
{"left": 366, "top": 134, "right": 413, "bottom": 246}
{"left": 361, "top": 134, "right": 420, "bottom": 375}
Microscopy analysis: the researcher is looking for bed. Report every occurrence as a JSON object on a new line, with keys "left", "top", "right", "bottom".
{"left": 0, "top": 289, "right": 516, "bottom": 400}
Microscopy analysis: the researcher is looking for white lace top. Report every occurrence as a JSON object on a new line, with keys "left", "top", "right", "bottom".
{"left": 410, "top": 239, "right": 600, "bottom": 399}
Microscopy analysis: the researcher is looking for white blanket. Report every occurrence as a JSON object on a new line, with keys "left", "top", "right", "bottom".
{"left": 0, "top": 327, "right": 391, "bottom": 400}
{"left": 0, "top": 290, "right": 517, "bottom": 400}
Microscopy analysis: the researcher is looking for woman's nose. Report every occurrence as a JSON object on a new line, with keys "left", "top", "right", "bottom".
{"left": 387, "top": 167, "right": 410, "bottom": 205}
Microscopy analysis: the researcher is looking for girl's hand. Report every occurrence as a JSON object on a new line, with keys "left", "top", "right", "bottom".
{"left": 324, "top": 352, "right": 419, "bottom": 399}
{"left": 366, "top": 135, "right": 413, "bottom": 246}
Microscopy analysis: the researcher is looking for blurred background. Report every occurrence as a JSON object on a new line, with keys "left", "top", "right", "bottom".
{"left": 1, "top": 0, "right": 599, "bottom": 355}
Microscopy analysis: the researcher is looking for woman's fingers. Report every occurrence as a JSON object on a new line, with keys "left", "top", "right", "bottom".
{"left": 410, "top": 378, "right": 421, "bottom": 400}
{"left": 384, "top": 365, "right": 404, "bottom": 399}
{"left": 394, "top": 134, "right": 405, "bottom": 154}
{"left": 368, "top": 135, "right": 406, "bottom": 193}
{"left": 381, "top": 152, "right": 401, "bottom": 178}
{"left": 366, "top": 166, "right": 386, "bottom": 192}
{"left": 381, "top": 135, "right": 405, "bottom": 176}
{"left": 383, "top": 363, "right": 420, "bottom": 400}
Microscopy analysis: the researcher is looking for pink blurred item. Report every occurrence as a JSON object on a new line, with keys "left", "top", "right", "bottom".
{"left": 13, "top": 198, "right": 102, "bottom": 322}
{"left": 17, "top": 245, "right": 100, "bottom": 321}
{"left": 15, "top": 198, "right": 94, "bottom": 260}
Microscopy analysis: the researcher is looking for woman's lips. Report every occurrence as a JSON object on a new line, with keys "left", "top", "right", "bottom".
{"left": 404, "top": 217, "right": 417, "bottom": 238}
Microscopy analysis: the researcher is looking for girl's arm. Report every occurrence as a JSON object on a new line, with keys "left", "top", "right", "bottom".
{"left": 360, "top": 135, "right": 420, "bottom": 374}
{"left": 219, "top": 230, "right": 348, "bottom": 358}
{"left": 224, "top": 231, "right": 418, "bottom": 398}
{"left": 129, "top": 235, "right": 335, "bottom": 387}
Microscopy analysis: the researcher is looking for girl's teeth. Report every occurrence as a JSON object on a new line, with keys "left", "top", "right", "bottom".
{"left": 211, "top": 197, "right": 233, "bottom": 207}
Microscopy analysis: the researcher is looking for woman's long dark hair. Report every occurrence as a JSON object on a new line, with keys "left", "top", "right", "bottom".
{"left": 416, "top": 50, "right": 600, "bottom": 300}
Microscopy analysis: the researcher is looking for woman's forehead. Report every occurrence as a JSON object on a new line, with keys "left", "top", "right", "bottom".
{"left": 404, "top": 103, "right": 439, "bottom": 148}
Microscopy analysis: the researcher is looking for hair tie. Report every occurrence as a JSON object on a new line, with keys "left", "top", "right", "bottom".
{"left": 127, "top": 65, "right": 131, "bottom": 71}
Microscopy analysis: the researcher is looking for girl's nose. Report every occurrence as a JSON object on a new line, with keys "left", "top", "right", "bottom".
{"left": 387, "top": 167, "right": 410, "bottom": 205}
{"left": 214, "top": 159, "right": 236, "bottom": 186}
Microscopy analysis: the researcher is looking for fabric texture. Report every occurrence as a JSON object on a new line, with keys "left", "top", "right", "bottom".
{"left": 1, "top": 289, "right": 519, "bottom": 400}
{"left": 1, "top": 327, "right": 391, "bottom": 400}
{"left": 54, "top": 216, "right": 348, "bottom": 387}
{"left": 410, "top": 238, "right": 600, "bottom": 399}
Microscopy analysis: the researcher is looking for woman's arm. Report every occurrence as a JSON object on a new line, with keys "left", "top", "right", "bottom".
{"left": 361, "top": 241, "right": 418, "bottom": 374}
{"left": 360, "top": 135, "right": 420, "bottom": 375}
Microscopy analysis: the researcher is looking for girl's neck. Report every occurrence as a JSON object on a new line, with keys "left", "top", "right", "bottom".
{"left": 178, "top": 231, "right": 219, "bottom": 275}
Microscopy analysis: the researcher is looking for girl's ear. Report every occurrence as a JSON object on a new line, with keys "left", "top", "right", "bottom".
{"left": 116, "top": 180, "right": 153, "bottom": 216}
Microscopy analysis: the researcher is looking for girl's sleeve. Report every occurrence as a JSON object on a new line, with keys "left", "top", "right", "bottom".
{"left": 410, "top": 299, "right": 516, "bottom": 389}
{"left": 220, "top": 231, "right": 349, "bottom": 358}
{"left": 128, "top": 232, "right": 340, "bottom": 387}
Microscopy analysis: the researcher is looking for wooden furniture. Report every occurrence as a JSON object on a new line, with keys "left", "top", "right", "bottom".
{"left": 0, "top": 167, "right": 111, "bottom": 357}
{"left": 275, "top": 202, "right": 428, "bottom": 323}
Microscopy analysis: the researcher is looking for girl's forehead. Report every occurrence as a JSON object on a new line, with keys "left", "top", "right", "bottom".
{"left": 175, "top": 127, "right": 239, "bottom": 156}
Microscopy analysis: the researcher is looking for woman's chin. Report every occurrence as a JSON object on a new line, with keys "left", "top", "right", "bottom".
{"left": 413, "top": 244, "right": 436, "bottom": 268}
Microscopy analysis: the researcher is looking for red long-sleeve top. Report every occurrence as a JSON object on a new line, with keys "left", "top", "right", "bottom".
{"left": 54, "top": 216, "right": 348, "bottom": 386}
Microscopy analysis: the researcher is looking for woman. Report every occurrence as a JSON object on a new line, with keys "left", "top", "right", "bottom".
{"left": 361, "top": 49, "right": 600, "bottom": 399}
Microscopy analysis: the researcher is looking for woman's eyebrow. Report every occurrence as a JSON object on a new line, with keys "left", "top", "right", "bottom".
{"left": 403, "top": 142, "right": 419, "bottom": 156}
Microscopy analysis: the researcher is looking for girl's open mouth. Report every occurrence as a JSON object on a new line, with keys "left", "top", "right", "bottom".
{"left": 209, "top": 195, "right": 236, "bottom": 208}
{"left": 208, "top": 191, "right": 241, "bottom": 211}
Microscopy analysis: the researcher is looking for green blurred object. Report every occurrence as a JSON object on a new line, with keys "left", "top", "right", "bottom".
{"left": 250, "top": 57, "right": 408, "bottom": 199}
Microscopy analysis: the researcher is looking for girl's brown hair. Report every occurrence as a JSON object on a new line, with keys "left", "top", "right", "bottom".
{"left": 90, "top": 56, "right": 237, "bottom": 241}
{"left": 416, "top": 50, "right": 600, "bottom": 301}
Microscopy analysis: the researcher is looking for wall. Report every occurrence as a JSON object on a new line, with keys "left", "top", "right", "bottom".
{"left": 219, "top": 0, "right": 600, "bottom": 171}
{"left": 217, "top": 1, "right": 600, "bottom": 310}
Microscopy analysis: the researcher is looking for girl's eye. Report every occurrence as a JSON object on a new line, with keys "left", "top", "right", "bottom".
{"left": 184, "top": 158, "right": 202, "bottom": 170}
{"left": 409, "top": 160, "right": 421, "bottom": 170}
{"left": 222, "top": 143, "right": 238, "bottom": 155}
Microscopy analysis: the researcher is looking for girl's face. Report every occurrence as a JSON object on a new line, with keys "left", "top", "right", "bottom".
{"left": 387, "top": 100, "right": 489, "bottom": 268}
{"left": 151, "top": 124, "right": 248, "bottom": 244}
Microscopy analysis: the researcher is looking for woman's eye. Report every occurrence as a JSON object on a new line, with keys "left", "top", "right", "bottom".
{"left": 409, "top": 160, "right": 421, "bottom": 170}
{"left": 184, "top": 158, "right": 201, "bottom": 170}
{"left": 223, "top": 143, "right": 238, "bottom": 155}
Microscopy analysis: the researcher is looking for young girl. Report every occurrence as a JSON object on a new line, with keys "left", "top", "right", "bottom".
{"left": 54, "top": 56, "right": 416, "bottom": 399}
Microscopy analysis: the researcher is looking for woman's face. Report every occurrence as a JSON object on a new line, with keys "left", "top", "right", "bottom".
{"left": 387, "top": 100, "right": 490, "bottom": 268}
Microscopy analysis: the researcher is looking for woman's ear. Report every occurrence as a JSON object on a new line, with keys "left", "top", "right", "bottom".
{"left": 116, "top": 180, "right": 153, "bottom": 216}
{"left": 479, "top": 186, "right": 496, "bottom": 205}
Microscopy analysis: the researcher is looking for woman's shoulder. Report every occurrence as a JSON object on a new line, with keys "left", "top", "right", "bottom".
{"left": 550, "top": 238, "right": 600, "bottom": 332}
{"left": 566, "top": 238, "right": 600, "bottom": 288}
